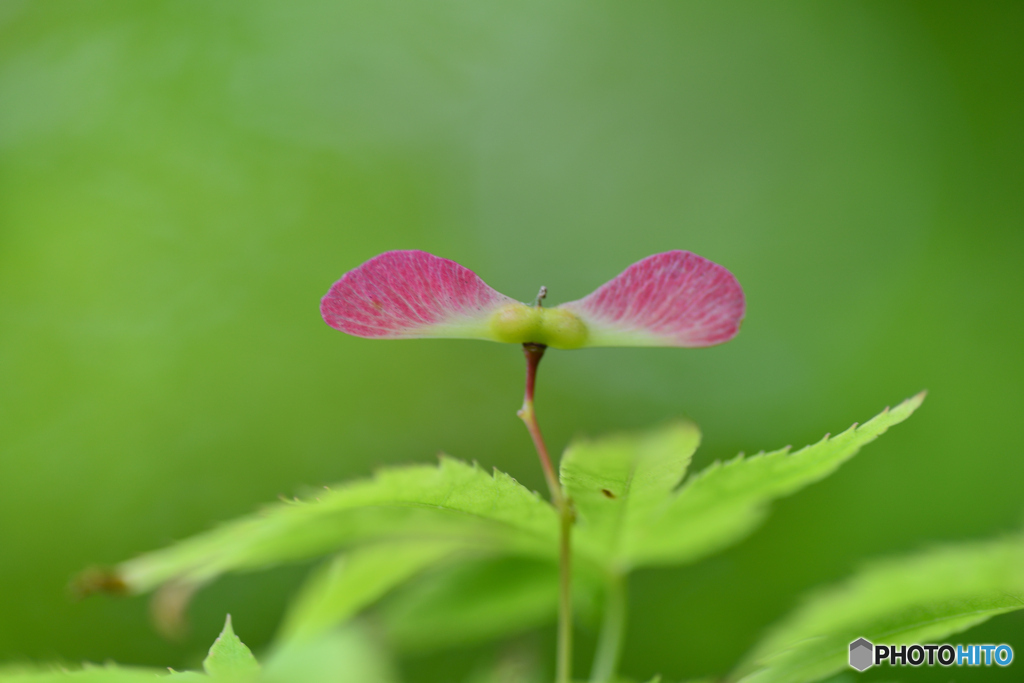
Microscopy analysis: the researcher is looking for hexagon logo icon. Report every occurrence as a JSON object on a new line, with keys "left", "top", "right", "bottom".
{"left": 849, "top": 638, "right": 874, "bottom": 671}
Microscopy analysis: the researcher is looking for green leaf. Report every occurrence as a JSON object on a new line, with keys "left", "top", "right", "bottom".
{"left": 561, "top": 395, "right": 922, "bottom": 571}
{"left": 624, "top": 393, "right": 925, "bottom": 568}
{"left": 561, "top": 422, "right": 701, "bottom": 568}
{"left": 261, "top": 625, "right": 396, "bottom": 683}
{"left": 278, "top": 540, "right": 460, "bottom": 643}
{"left": 380, "top": 556, "right": 566, "bottom": 652}
{"left": 0, "top": 665, "right": 180, "bottom": 682}
{"left": 732, "top": 533, "right": 1024, "bottom": 683}
{"left": 461, "top": 648, "right": 544, "bottom": 683}
{"left": 203, "top": 615, "right": 259, "bottom": 680}
{"left": 814, "top": 676, "right": 902, "bottom": 683}
{"left": 113, "top": 458, "right": 558, "bottom": 594}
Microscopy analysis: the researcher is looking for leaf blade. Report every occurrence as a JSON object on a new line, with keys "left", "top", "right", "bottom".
{"left": 380, "top": 556, "right": 563, "bottom": 653}
{"left": 0, "top": 666, "right": 180, "bottom": 682}
{"left": 560, "top": 422, "right": 701, "bottom": 567}
{"left": 625, "top": 393, "right": 925, "bottom": 567}
{"left": 262, "top": 625, "right": 397, "bottom": 683}
{"left": 203, "top": 615, "right": 259, "bottom": 680}
{"left": 277, "top": 540, "right": 460, "bottom": 643}
{"left": 733, "top": 533, "right": 1024, "bottom": 683}
{"left": 112, "top": 458, "right": 558, "bottom": 596}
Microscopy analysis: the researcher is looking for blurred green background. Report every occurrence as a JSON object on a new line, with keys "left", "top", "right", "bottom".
{"left": 1, "top": 1, "right": 1022, "bottom": 681}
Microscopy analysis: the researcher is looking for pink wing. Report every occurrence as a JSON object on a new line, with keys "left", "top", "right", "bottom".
{"left": 321, "top": 250, "right": 514, "bottom": 340}
{"left": 559, "top": 251, "right": 745, "bottom": 348}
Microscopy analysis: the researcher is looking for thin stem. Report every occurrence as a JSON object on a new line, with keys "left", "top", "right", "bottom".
{"left": 590, "top": 570, "right": 627, "bottom": 683}
{"left": 557, "top": 503, "right": 574, "bottom": 683}
{"left": 517, "top": 342, "right": 573, "bottom": 683}
{"left": 518, "top": 344, "right": 562, "bottom": 505}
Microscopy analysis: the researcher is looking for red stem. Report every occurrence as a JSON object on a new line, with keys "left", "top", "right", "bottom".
{"left": 516, "top": 342, "right": 573, "bottom": 683}
{"left": 518, "top": 343, "right": 562, "bottom": 504}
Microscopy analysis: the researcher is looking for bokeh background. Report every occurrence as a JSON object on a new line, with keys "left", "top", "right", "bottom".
{"left": 1, "top": 2, "right": 1022, "bottom": 681}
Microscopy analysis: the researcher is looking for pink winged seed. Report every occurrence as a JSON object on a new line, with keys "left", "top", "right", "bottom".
{"left": 321, "top": 250, "right": 514, "bottom": 338}
{"left": 560, "top": 250, "right": 745, "bottom": 347}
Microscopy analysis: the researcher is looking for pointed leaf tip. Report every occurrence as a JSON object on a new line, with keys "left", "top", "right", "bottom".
{"left": 321, "top": 250, "right": 514, "bottom": 341}
{"left": 204, "top": 614, "right": 260, "bottom": 679}
{"left": 619, "top": 395, "right": 924, "bottom": 569}
{"left": 559, "top": 250, "right": 745, "bottom": 348}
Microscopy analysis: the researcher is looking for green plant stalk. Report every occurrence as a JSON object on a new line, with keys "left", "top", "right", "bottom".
{"left": 518, "top": 342, "right": 573, "bottom": 683}
{"left": 590, "top": 570, "right": 627, "bottom": 683}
